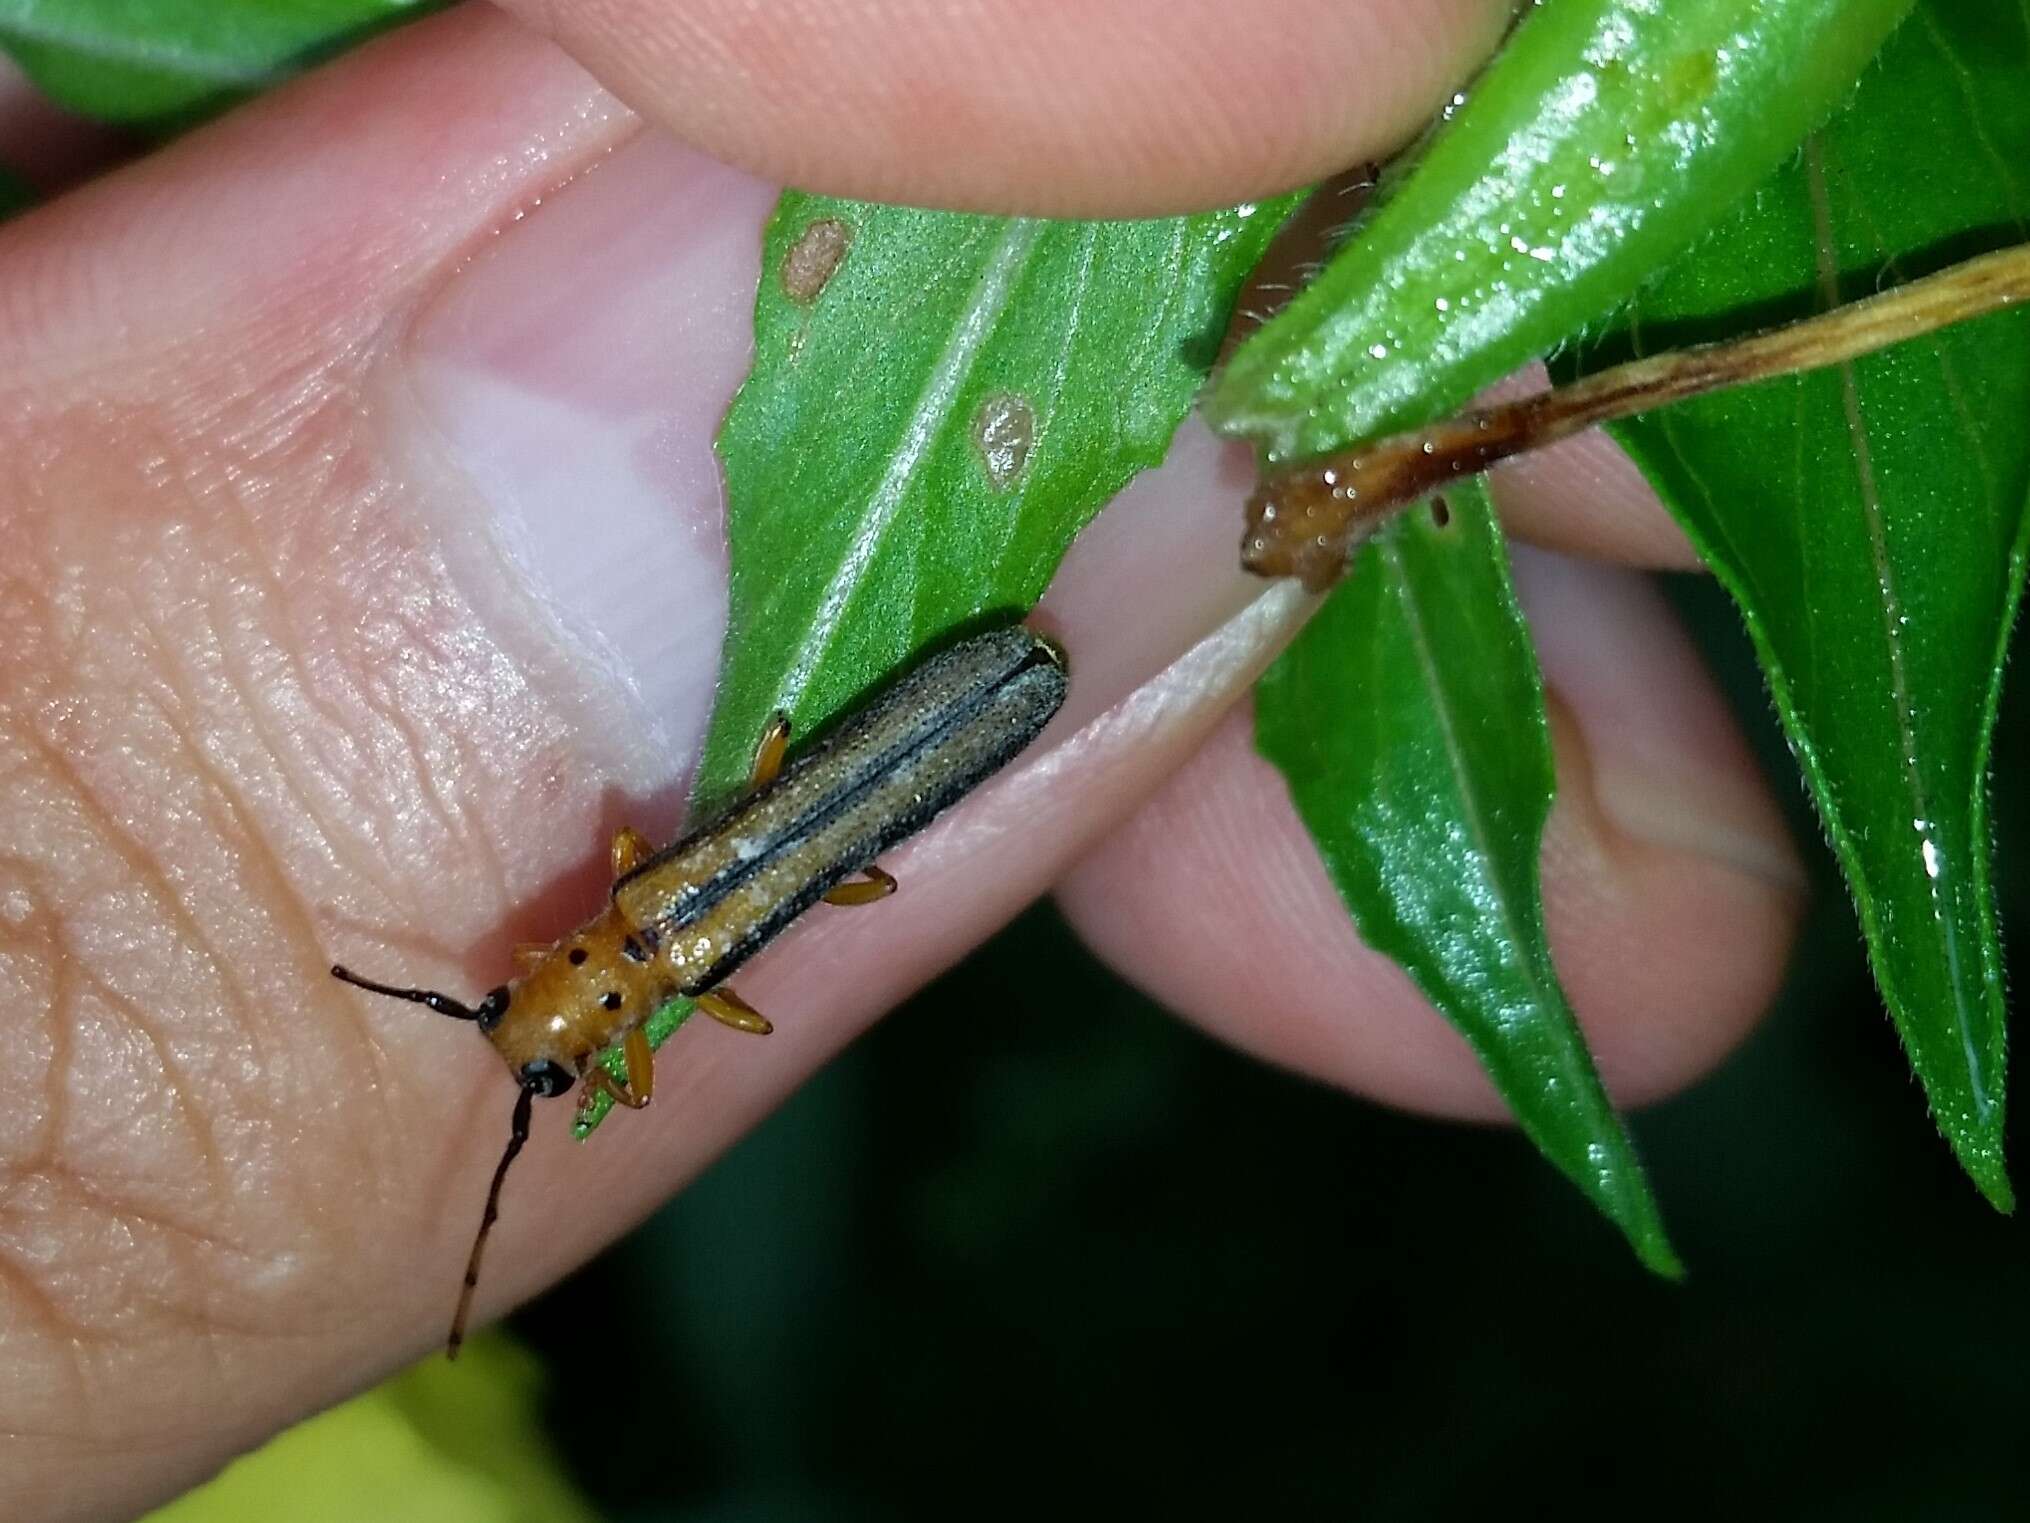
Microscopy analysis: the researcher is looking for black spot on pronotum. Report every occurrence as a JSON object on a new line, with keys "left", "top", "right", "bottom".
{"left": 601, "top": 991, "right": 623, "bottom": 1011}
{"left": 568, "top": 947, "right": 588, "bottom": 966}
{"left": 783, "top": 217, "right": 852, "bottom": 304}
{"left": 1429, "top": 497, "right": 1453, "bottom": 530}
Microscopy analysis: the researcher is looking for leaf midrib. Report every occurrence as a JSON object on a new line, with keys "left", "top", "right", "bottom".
{"left": 1805, "top": 141, "right": 1993, "bottom": 1115}
{"left": 1383, "top": 538, "right": 1557, "bottom": 1030}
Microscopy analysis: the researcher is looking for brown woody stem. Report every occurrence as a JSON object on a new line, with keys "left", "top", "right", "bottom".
{"left": 1241, "top": 241, "right": 2030, "bottom": 590}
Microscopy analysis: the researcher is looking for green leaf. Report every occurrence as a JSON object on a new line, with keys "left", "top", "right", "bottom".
{"left": 0, "top": 0, "right": 435, "bottom": 126}
{"left": 573, "top": 189, "right": 1299, "bottom": 1136}
{"left": 705, "top": 192, "right": 1298, "bottom": 798}
{"left": 1205, "top": 0, "right": 1915, "bottom": 463}
{"left": 1255, "top": 480, "right": 1679, "bottom": 1275}
{"left": 1561, "top": 0, "right": 2029, "bottom": 1207}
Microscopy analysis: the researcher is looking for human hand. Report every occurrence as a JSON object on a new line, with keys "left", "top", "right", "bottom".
{"left": 0, "top": 6, "right": 1801, "bottom": 1518}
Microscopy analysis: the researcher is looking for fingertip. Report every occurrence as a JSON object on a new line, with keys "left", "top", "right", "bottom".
{"left": 1057, "top": 554, "right": 1802, "bottom": 1118}
{"left": 490, "top": 0, "right": 1513, "bottom": 215}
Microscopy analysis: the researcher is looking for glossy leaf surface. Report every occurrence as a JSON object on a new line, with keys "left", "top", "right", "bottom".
{"left": 0, "top": 0, "right": 432, "bottom": 124}
{"left": 1255, "top": 481, "right": 1679, "bottom": 1274}
{"left": 1564, "top": 0, "right": 2030, "bottom": 1206}
{"left": 577, "top": 189, "right": 1297, "bottom": 1133}
{"left": 1206, "top": 0, "right": 1914, "bottom": 463}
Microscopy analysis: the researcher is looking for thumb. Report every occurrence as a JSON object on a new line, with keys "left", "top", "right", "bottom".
{"left": 0, "top": 10, "right": 1303, "bottom": 1519}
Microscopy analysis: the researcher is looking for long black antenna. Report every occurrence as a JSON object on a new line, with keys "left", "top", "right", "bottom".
{"left": 331, "top": 964, "right": 483, "bottom": 1023}
{"left": 446, "top": 1082, "right": 537, "bottom": 1359}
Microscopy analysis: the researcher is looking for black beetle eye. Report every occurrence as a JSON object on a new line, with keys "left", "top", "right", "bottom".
{"left": 475, "top": 987, "right": 510, "bottom": 1032}
{"left": 518, "top": 1059, "right": 574, "bottom": 1097}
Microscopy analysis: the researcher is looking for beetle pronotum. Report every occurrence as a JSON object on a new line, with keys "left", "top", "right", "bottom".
{"left": 333, "top": 627, "right": 1068, "bottom": 1354}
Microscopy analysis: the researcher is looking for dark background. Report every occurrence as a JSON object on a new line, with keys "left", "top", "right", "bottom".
{"left": 520, "top": 578, "right": 2030, "bottom": 1520}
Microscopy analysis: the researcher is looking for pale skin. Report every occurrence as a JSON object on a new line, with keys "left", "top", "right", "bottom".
{"left": 0, "top": 5, "right": 1804, "bottom": 1519}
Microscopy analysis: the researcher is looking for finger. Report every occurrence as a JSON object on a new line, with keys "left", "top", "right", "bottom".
{"left": 1057, "top": 547, "right": 1805, "bottom": 1119}
{"left": 0, "top": 13, "right": 638, "bottom": 1520}
{"left": 491, "top": 0, "right": 1514, "bottom": 215}
{"left": 0, "top": 11, "right": 1313, "bottom": 1516}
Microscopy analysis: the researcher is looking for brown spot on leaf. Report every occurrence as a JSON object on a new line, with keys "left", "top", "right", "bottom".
{"left": 782, "top": 218, "right": 852, "bottom": 304}
{"left": 970, "top": 393, "right": 1036, "bottom": 491}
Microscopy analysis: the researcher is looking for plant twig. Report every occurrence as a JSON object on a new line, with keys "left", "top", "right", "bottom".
{"left": 1240, "top": 242, "right": 2030, "bottom": 590}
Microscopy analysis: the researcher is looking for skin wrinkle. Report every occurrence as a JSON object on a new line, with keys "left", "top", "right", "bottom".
{"left": 5, "top": 571, "right": 308, "bottom": 1315}
{"left": 172, "top": 408, "right": 409, "bottom": 904}
{"left": 0, "top": 856, "right": 65, "bottom": 1170}
{"left": 445, "top": 726, "right": 518, "bottom": 932}
{"left": 28, "top": 702, "right": 258, "bottom": 1126}
{"left": 355, "top": 651, "right": 466, "bottom": 876}
{"left": 0, "top": 364, "right": 529, "bottom": 1423}
{"left": 7, "top": 631, "right": 470, "bottom": 1438}
{"left": 115, "top": 596, "right": 292, "bottom": 1069}
{"left": 40, "top": 1167, "right": 236, "bottom": 1288}
{"left": 120, "top": 681, "right": 298, "bottom": 1103}
{"left": 333, "top": 518, "right": 528, "bottom": 890}
{"left": 175, "top": 590, "right": 389, "bottom": 936}
{"left": 63, "top": 961, "right": 226, "bottom": 1205}
{"left": 141, "top": 544, "right": 440, "bottom": 1101}
{"left": 0, "top": 1240, "right": 88, "bottom": 1347}
{"left": 152, "top": 452, "right": 529, "bottom": 1260}
{"left": 2, "top": 732, "right": 230, "bottom": 1187}
{"left": 359, "top": 669, "right": 514, "bottom": 967}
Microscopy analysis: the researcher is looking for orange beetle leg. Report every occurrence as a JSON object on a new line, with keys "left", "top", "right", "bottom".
{"left": 749, "top": 713, "right": 791, "bottom": 792}
{"left": 824, "top": 863, "right": 897, "bottom": 906}
{"left": 610, "top": 826, "right": 654, "bottom": 879}
{"left": 697, "top": 986, "right": 774, "bottom": 1036}
{"left": 575, "top": 1026, "right": 656, "bottom": 1126}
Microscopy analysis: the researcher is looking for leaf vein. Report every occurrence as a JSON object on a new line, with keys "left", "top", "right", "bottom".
{"left": 1382, "top": 538, "right": 1547, "bottom": 1014}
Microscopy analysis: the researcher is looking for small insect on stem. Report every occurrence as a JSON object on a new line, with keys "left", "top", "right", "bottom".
{"left": 330, "top": 627, "right": 1068, "bottom": 1355}
{"left": 1241, "top": 240, "right": 2030, "bottom": 590}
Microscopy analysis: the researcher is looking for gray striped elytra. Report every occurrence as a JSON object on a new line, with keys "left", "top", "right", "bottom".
{"left": 332, "top": 627, "right": 1067, "bottom": 1354}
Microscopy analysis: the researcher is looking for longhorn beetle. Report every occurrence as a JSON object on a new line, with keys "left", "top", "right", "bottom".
{"left": 333, "top": 627, "right": 1068, "bottom": 1354}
